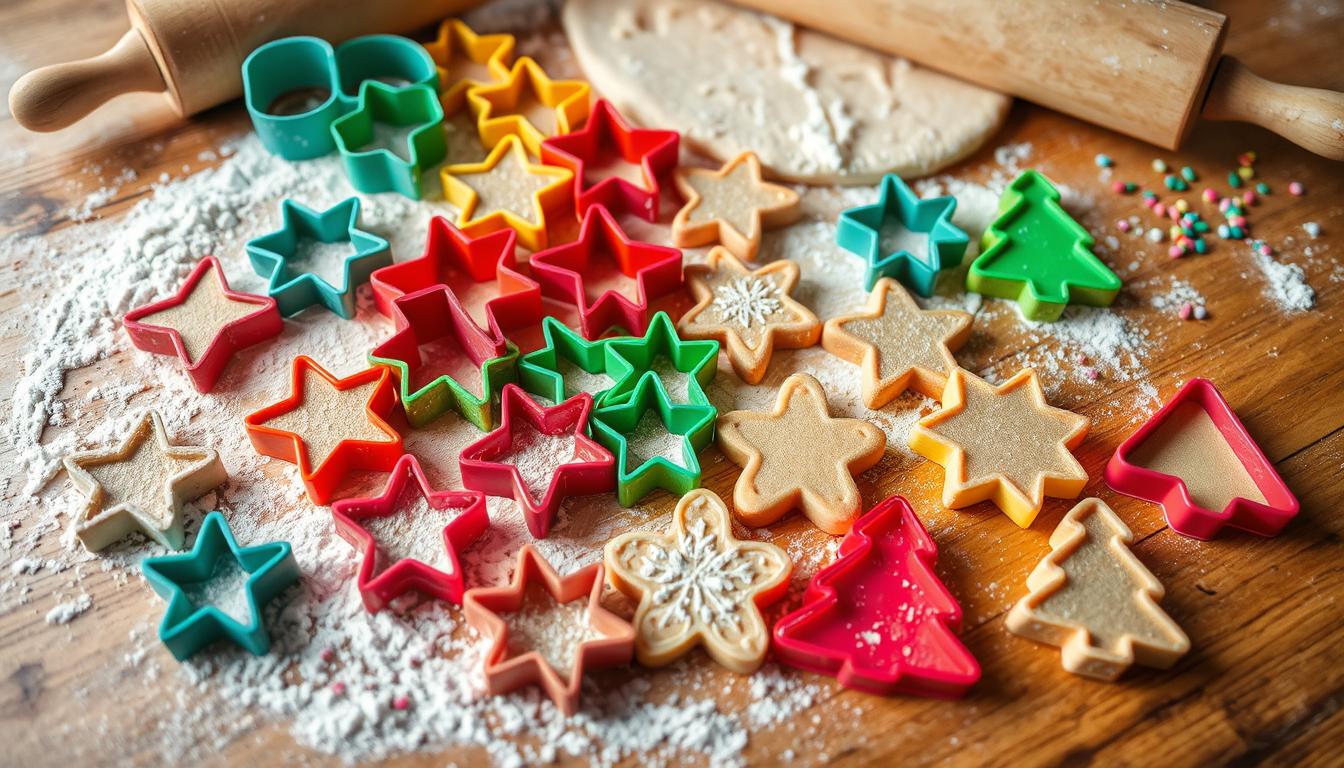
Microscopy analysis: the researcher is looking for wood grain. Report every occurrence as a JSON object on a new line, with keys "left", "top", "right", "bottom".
{"left": 1, "top": 1, "right": 1342, "bottom": 766}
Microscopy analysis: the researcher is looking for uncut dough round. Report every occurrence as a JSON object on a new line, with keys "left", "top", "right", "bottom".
{"left": 562, "top": 0, "right": 1011, "bottom": 185}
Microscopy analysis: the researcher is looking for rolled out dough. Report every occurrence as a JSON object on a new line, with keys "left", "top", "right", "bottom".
{"left": 562, "top": 0, "right": 1011, "bottom": 185}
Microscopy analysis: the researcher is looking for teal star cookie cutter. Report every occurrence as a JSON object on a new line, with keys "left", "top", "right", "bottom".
{"left": 141, "top": 511, "right": 300, "bottom": 661}
{"left": 518, "top": 316, "right": 619, "bottom": 406}
{"left": 331, "top": 81, "right": 447, "bottom": 200}
{"left": 246, "top": 197, "right": 392, "bottom": 319}
{"left": 590, "top": 374, "right": 714, "bottom": 506}
{"left": 836, "top": 174, "right": 968, "bottom": 297}
{"left": 603, "top": 311, "right": 718, "bottom": 411}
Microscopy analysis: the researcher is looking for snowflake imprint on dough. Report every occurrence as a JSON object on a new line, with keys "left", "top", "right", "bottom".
{"left": 711, "top": 277, "right": 783, "bottom": 328}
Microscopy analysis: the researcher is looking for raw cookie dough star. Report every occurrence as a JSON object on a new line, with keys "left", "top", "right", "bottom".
{"left": 908, "top": 368, "right": 1090, "bottom": 528}
{"left": 822, "top": 277, "right": 973, "bottom": 408}
{"left": 672, "top": 152, "right": 801, "bottom": 261}
{"left": 717, "top": 373, "right": 887, "bottom": 535}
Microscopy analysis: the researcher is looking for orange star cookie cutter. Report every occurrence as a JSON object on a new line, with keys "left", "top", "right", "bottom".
{"left": 677, "top": 247, "right": 820, "bottom": 385}
{"left": 718, "top": 373, "right": 886, "bottom": 535}
{"left": 908, "top": 368, "right": 1090, "bottom": 528}
{"left": 672, "top": 152, "right": 801, "bottom": 261}
{"left": 463, "top": 545, "right": 634, "bottom": 716}
{"left": 63, "top": 411, "right": 226, "bottom": 552}
{"left": 423, "top": 19, "right": 514, "bottom": 110}
{"left": 604, "top": 488, "right": 791, "bottom": 673}
{"left": 244, "top": 356, "right": 404, "bottom": 505}
{"left": 440, "top": 134, "right": 573, "bottom": 251}
{"left": 467, "top": 56, "right": 591, "bottom": 156}
{"left": 1005, "top": 497, "right": 1190, "bottom": 681}
{"left": 822, "top": 277, "right": 972, "bottom": 408}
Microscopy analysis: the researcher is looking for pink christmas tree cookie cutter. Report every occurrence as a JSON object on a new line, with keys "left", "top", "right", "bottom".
{"left": 331, "top": 455, "right": 489, "bottom": 612}
{"left": 773, "top": 495, "right": 980, "bottom": 698}
{"left": 458, "top": 384, "right": 615, "bottom": 538}
{"left": 1104, "top": 377, "right": 1299, "bottom": 539}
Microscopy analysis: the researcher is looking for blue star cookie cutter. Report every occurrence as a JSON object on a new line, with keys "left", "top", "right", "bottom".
{"left": 331, "top": 81, "right": 447, "bottom": 200}
{"left": 141, "top": 511, "right": 300, "bottom": 661}
{"left": 246, "top": 197, "right": 392, "bottom": 319}
{"left": 518, "top": 316, "right": 619, "bottom": 406}
{"left": 836, "top": 174, "right": 968, "bottom": 297}
{"left": 591, "top": 374, "right": 714, "bottom": 506}
{"left": 603, "top": 311, "right": 718, "bottom": 412}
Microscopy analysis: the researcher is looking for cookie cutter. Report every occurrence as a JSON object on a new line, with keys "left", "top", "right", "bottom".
{"left": 590, "top": 373, "right": 714, "bottom": 506}
{"left": 440, "top": 134, "right": 573, "bottom": 252}
{"left": 773, "top": 495, "right": 980, "bottom": 698}
{"left": 467, "top": 56, "right": 591, "bottom": 156}
{"left": 463, "top": 545, "right": 633, "bottom": 716}
{"left": 602, "top": 310, "right": 718, "bottom": 411}
{"left": 243, "top": 355, "right": 404, "bottom": 505}
{"left": 331, "top": 454, "right": 489, "bottom": 612}
{"left": 331, "top": 81, "right": 446, "bottom": 199}
{"left": 459, "top": 385, "right": 615, "bottom": 539}
{"left": 1104, "top": 378, "right": 1299, "bottom": 539}
{"left": 123, "top": 256, "right": 282, "bottom": 393}
{"left": 529, "top": 205, "right": 683, "bottom": 340}
{"left": 540, "top": 98, "right": 679, "bottom": 222}
{"left": 141, "top": 511, "right": 300, "bottom": 661}
{"left": 423, "top": 19, "right": 514, "bottom": 110}
{"left": 967, "top": 170, "right": 1121, "bottom": 321}
{"left": 517, "top": 315, "right": 617, "bottom": 406}
{"left": 245, "top": 197, "right": 391, "bottom": 320}
{"left": 367, "top": 285, "right": 519, "bottom": 431}
{"left": 836, "top": 173, "right": 967, "bottom": 297}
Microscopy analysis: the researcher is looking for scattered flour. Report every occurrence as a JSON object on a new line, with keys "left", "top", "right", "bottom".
{"left": 45, "top": 592, "right": 93, "bottom": 625}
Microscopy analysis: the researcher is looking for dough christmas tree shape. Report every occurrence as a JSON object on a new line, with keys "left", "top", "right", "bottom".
{"left": 967, "top": 170, "right": 1121, "bottom": 322}
{"left": 772, "top": 495, "right": 980, "bottom": 698}
{"left": 1005, "top": 497, "right": 1190, "bottom": 681}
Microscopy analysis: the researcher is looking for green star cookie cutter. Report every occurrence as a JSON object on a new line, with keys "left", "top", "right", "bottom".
{"left": 603, "top": 311, "right": 719, "bottom": 411}
{"left": 331, "top": 81, "right": 447, "bottom": 200}
{"left": 141, "top": 511, "right": 300, "bottom": 661}
{"left": 836, "top": 174, "right": 968, "bottom": 297}
{"left": 967, "top": 170, "right": 1122, "bottom": 322}
{"left": 518, "top": 316, "right": 619, "bottom": 406}
{"left": 590, "top": 374, "right": 714, "bottom": 506}
{"left": 246, "top": 197, "right": 391, "bottom": 319}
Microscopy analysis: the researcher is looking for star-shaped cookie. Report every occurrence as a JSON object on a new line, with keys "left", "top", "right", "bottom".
{"left": 604, "top": 488, "right": 791, "bottom": 673}
{"left": 718, "top": 373, "right": 886, "bottom": 535}
{"left": 677, "top": 248, "right": 820, "bottom": 385}
{"left": 440, "top": 135, "right": 573, "bottom": 251}
{"left": 672, "top": 152, "right": 801, "bottom": 261}
{"left": 63, "top": 411, "right": 226, "bottom": 552}
{"left": 908, "top": 368, "right": 1090, "bottom": 528}
{"left": 822, "top": 277, "right": 973, "bottom": 408}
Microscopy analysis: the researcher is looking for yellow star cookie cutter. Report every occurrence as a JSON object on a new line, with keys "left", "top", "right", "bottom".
{"left": 440, "top": 134, "right": 573, "bottom": 251}
{"left": 423, "top": 19, "right": 514, "bottom": 111}
{"left": 603, "top": 488, "right": 791, "bottom": 673}
{"left": 467, "top": 56, "right": 591, "bottom": 156}
{"left": 672, "top": 152, "right": 801, "bottom": 261}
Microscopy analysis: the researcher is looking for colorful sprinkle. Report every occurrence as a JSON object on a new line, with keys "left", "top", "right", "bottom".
{"left": 1228, "top": 172, "right": 1242, "bottom": 188}
{"left": 1180, "top": 166, "right": 1197, "bottom": 182}
{"left": 1168, "top": 245, "right": 1185, "bottom": 259}
{"left": 1202, "top": 188, "right": 1219, "bottom": 203}
{"left": 1152, "top": 159, "right": 1168, "bottom": 173}
{"left": 1238, "top": 151, "right": 1256, "bottom": 166}
{"left": 1194, "top": 305, "right": 1208, "bottom": 320}
{"left": 1304, "top": 222, "right": 1322, "bottom": 237}
{"left": 332, "top": 681, "right": 347, "bottom": 696}
{"left": 320, "top": 647, "right": 336, "bottom": 663}
{"left": 1116, "top": 219, "right": 1131, "bottom": 233}
{"left": 1147, "top": 227, "right": 1165, "bottom": 243}
{"left": 1174, "top": 199, "right": 1190, "bottom": 213}
{"left": 1194, "top": 239, "right": 1209, "bottom": 254}
{"left": 1179, "top": 303, "right": 1193, "bottom": 320}
{"left": 1289, "top": 181, "right": 1305, "bottom": 196}
{"left": 1237, "top": 166, "right": 1255, "bottom": 181}
{"left": 1256, "top": 182, "right": 1270, "bottom": 195}
{"left": 1243, "top": 191, "right": 1257, "bottom": 205}
{"left": 1085, "top": 367, "right": 1100, "bottom": 382}
{"left": 392, "top": 695, "right": 411, "bottom": 711}
{"left": 1095, "top": 153, "right": 1114, "bottom": 168}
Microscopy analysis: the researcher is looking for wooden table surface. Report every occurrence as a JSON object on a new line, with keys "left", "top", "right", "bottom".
{"left": 2, "top": 1, "right": 1342, "bottom": 766}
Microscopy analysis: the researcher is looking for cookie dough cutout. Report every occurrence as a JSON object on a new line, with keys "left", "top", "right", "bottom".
{"left": 673, "top": 152, "right": 801, "bottom": 261}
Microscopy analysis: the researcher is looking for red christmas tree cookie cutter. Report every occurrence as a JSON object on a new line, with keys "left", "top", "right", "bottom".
{"left": 459, "top": 384, "right": 615, "bottom": 538}
{"left": 1104, "top": 378, "right": 1299, "bottom": 539}
{"left": 540, "top": 98, "right": 679, "bottom": 222}
{"left": 331, "top": 454, "right": 488, "bottom": 612}
{"left": 368, "top": 217, "right": 542, "bottom": 339}
{"left": 529, "top": 205, "right": 683, "bottom": 340}
{"left": 244, "top": 356, "right": 404, "bottom": 505}
{"left": 123, "top": 256, "right": 282, "bottom": 392}
{"left": 773, "top": 495, "right": 980, "bottom": 698}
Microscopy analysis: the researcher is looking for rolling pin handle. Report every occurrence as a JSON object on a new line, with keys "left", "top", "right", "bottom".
{"left": 1202, "top": 56, "right": 1344, "bottom": 162}
{"left": 8, "top": 29, "right": 168, "bottom": 132}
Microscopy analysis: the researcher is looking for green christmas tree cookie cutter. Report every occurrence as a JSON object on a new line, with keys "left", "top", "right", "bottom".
{"left": 836, "top": 174, "right": 968, "bottom": 297}
{"left": 603, "top": 311, "right": 719, "bottom": 412}
{"left": 331, "top": 81, "right": 447, "bottom": 200}
{"left": 967, "top": 169, "right": 1122, "bottom": 322}
{"left": 518, "top": 316, "right": 619, "bottom": 406}
{"left": 590, "top": 374, "right": 715, "bottom": 507}
{"left": 141, "top": 511, "right": 300, "bottom": 661}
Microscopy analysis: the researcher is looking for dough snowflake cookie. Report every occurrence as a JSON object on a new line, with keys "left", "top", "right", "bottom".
{"left": 672, "top": 152, "right": 801, "bottom": 261}
{"left": 677, "top": 247, "right": 820, "bottom": 384}
{"left": 718, "top": 373, "right": 886, "bottom": 535}
{"left": 604, "top": 488, "right": 791, "bottom": 673}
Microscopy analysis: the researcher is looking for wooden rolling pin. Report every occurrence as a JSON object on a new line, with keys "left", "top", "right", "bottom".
{"left": 731, "top": 0, "right": 1344, "bottom": 160}
{"left": 7, "top": 0, "right": 483, "bottom": 132}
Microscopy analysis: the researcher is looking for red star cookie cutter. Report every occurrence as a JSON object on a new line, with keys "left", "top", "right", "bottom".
{"left": 529, "top": 205, "right": 683, "bottom": 340}
{"left": 123, "top": 256, "right": 282, "bottom": 392}
{"left": 243, "top": 356, "right": 404, "bottom": 504}
{"left": 540, "top": 98, "right": 679, "bottom": 222}
{"left": 459, "top": 384, "right": 615, "bottom": 538}
{"left": 463, "top": 544, "right": 634, "bottom": 716}
{"left": 368, "top": 217, "right": 542, "bottom": 339}
{"left": 331, "top": 454, "right": 489, "bottom": 612}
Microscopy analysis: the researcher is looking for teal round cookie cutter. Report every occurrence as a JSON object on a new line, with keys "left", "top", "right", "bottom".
{"left": 331, "top": 81, "right": 446, "bottom": 199}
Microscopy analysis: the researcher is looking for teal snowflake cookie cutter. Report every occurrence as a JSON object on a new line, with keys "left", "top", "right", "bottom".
{"left": 331, "top": 81, "right": 447, "bottom": 200}
{"left": 518, "top": 316, "right": 619, "bottom": 406}
{"left": 836, "top": 174, "right": 968, "bottom": 297}
{"left": 603, "top": 311, "right": 719, "bottom": 413}
{"left": 590, "top": 374, "right": 714, "bottom": 507}
{"left": 967, "top": 170, "right": 1121, "bottom": 322}
{"left": 246, "top": 197, "right": 392, "bottom": 319}
{"left": 141, "top": 511, "right": 300, "bottom": 661}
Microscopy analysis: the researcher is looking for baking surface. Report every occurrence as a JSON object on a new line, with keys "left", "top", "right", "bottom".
{"left": 1, "top": 1, "right": 1343, "bottom": 766}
